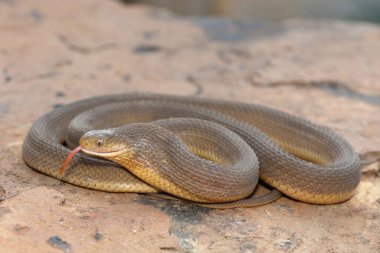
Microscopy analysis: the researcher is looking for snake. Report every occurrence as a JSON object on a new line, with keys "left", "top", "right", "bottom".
{"left": 22, "top": 93, "right": 361, "bottom": 208}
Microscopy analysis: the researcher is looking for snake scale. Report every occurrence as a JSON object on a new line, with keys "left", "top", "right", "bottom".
{"left": 22, "top": 93, "right": 361, "bottom": 208}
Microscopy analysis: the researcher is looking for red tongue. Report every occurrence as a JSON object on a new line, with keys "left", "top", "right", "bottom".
{"left": 59, "top": 146, "right": 82, "bottom": 175}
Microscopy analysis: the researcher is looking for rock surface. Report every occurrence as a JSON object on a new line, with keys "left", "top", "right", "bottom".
{"left": 0, "top": 0, "right": 379, "bottom": 252}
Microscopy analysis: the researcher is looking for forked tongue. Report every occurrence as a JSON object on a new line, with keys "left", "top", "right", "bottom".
{"left": 59, "top": 146, "right": 82, "bottom": 175}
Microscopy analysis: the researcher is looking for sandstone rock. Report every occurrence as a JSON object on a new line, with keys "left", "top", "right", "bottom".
{"left": 0, "top": 0, "right": 379, "bottom": 252}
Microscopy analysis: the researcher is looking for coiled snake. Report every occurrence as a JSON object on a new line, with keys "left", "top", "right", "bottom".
{"left": 22, "top": 93, "right": 361, "bottom": 208}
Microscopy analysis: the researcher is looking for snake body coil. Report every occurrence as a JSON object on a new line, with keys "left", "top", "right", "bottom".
{"left": 22, "top": 93, "right": 361, "bottom": 208}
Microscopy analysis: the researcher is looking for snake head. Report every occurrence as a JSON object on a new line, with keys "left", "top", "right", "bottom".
{"left": 79, "top": 123, "right": 179, "bottom": 172}
{"left": 60, "top": 127, "right": 136, "bottom": 175}
{"left": 79, "top": 128, "right": 131, "bottom": 158}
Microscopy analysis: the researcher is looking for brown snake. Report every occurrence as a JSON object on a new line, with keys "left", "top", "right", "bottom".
{"left": 22, "top": 93, "right": 361, "bottom": 208}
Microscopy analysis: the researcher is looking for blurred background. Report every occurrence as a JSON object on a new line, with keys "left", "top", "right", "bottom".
{"left": 122, "top": 0, "right": 380, "bottom": 23}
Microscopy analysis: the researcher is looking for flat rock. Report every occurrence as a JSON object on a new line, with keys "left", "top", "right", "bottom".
{"left": 0, "top": 0, "right": 379, "bottom": 252}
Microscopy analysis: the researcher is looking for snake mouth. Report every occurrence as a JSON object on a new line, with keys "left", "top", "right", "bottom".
{"left": 80, "top": 147, "right": 128, "bottom": 158}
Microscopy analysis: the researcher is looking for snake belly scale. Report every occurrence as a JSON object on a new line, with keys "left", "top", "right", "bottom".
{"left": 22, "top": 93, "right": 361, "bottom": 208}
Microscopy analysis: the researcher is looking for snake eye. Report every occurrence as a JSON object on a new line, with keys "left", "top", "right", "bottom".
{"left": 96, "top": 139, "right": 104, "bottom": 147}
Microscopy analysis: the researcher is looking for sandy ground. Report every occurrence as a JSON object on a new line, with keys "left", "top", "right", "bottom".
{"left": 0, "top": 0, "right": 379, "bottom": 252}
